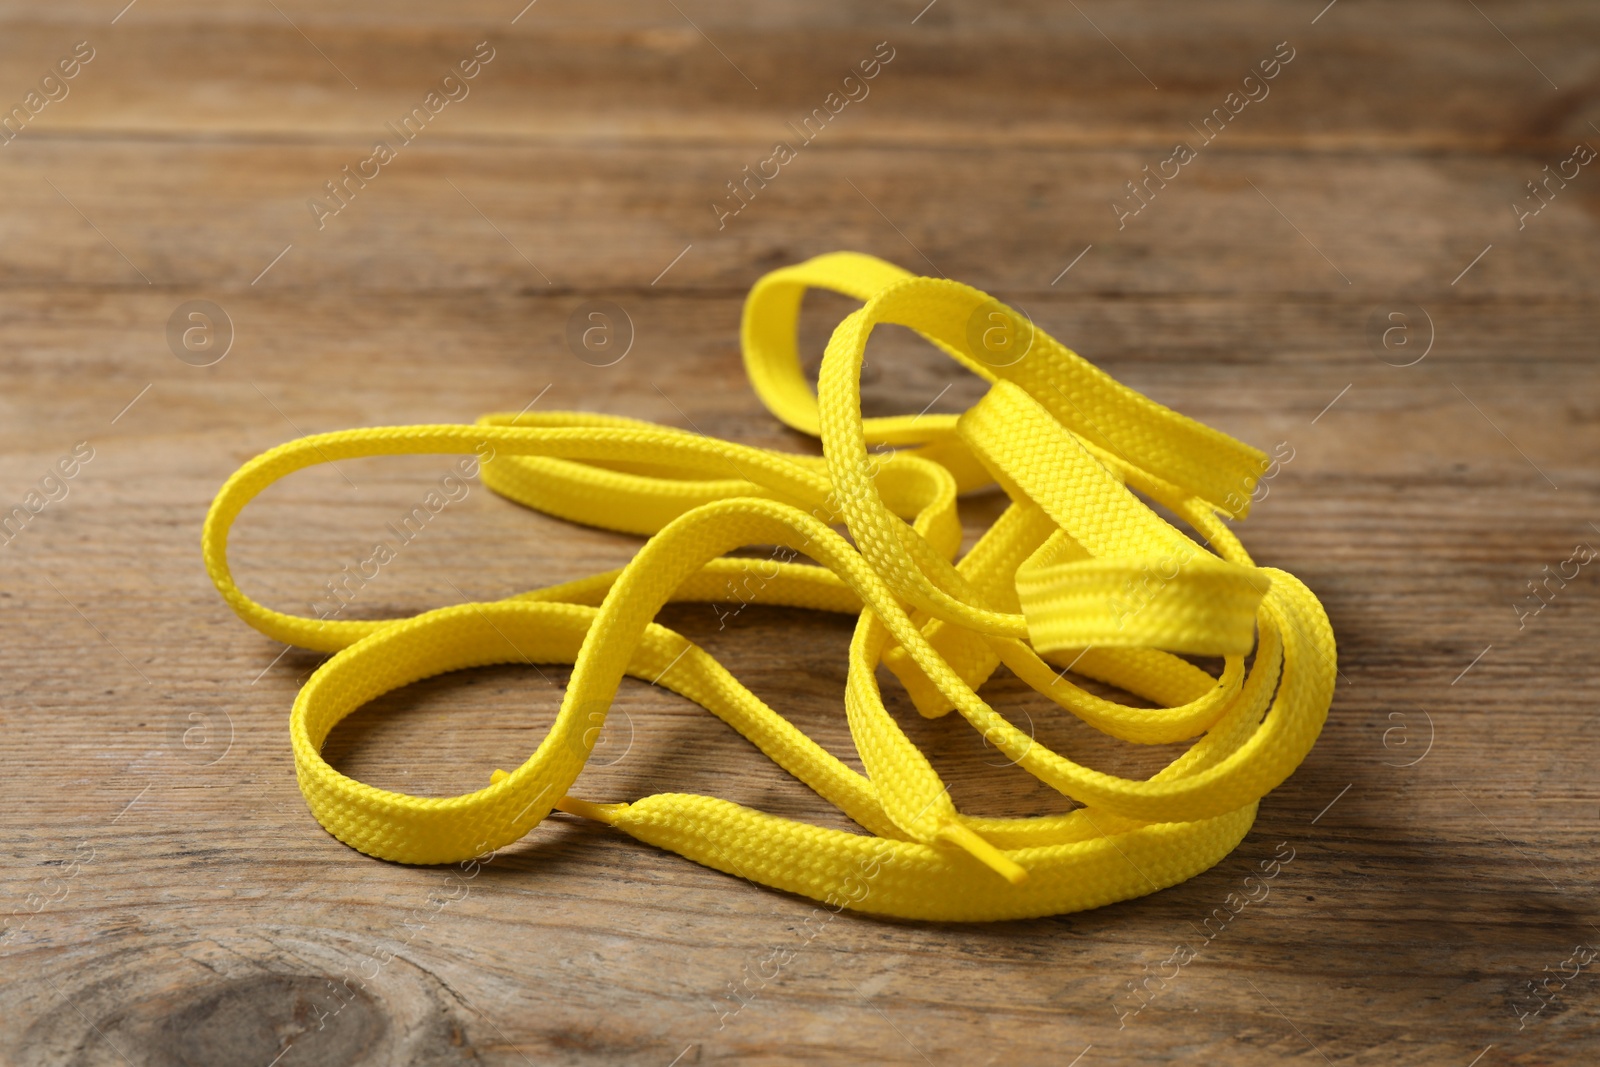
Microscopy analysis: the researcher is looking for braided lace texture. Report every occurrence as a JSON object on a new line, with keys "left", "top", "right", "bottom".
{"left": 202, "top": 252, "right": 1334, "bottom": 921}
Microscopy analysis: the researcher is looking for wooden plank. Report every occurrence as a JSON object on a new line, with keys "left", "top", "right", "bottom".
{"left": 2, "top": 282, "right": 1596, "bottom": 1063}
{"left": 2, "top": 2, "right": 1599, "bottom": 1064}
{"left": 0, "top": 141, "right": 1596, "bottom": 296}
{"left": 0, "top": 2, "right": 1594, "bottom": 152}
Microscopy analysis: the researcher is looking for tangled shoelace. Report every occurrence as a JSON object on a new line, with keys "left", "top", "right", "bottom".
{"left": 202, "top": 252, "right": 1334, "bottom": 921}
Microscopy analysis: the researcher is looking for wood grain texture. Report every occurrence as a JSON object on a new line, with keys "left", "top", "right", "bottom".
{"left": 1, "top": 2, "right": 1598, "bottom": 1064}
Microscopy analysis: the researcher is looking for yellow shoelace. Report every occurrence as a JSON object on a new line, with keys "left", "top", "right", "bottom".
{"left": 202, "top": 252, "right": 1334, "bottom": 921}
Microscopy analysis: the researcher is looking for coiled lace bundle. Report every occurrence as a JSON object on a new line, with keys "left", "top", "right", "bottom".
{"left": 203, "top": 252, "right": 1333, "bottom": 920}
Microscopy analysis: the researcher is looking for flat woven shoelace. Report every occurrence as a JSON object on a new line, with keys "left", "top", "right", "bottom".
{"left": 202, "top": 251, "right": 1334, "bottom": 921}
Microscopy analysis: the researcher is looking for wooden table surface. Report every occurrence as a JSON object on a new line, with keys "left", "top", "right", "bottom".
{"left": 2, "top": 2, "right": 1598, "bottom": 1064}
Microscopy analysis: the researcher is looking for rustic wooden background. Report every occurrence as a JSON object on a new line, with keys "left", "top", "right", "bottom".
{"left": 1, "top": 1, "right": 1597, "bottom": 1064}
